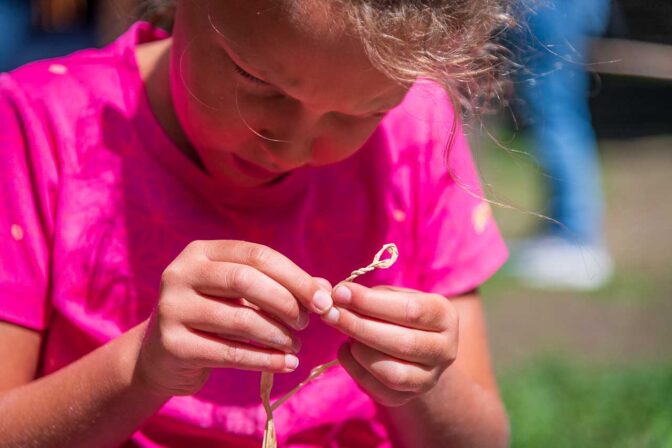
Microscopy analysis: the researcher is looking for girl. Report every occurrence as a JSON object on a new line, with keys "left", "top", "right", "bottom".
{"left": 0, "top": 0, "right": 512, "bottom": 446}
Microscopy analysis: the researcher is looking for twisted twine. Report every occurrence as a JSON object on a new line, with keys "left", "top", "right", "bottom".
{"left": 261, "top": 243, "right": 399, "bottom": 447}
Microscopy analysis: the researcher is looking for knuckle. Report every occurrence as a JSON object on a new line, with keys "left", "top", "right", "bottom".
{"left": 244, "top": 243, "right": 273, "bottom": 267}
{"left": 161, "top": 264, "right": 186, "bottom": 289}
{"left": 224, "top": 343, "right": 246, "bottom": 365}
{"left": 185, "top": 240, "right": 206, "bottom": 255}
{"left": 226, "top": 265, "right": 255, "bottom": 292}
{"left": 404, "top": 296, "right": 424, "bottom": 326}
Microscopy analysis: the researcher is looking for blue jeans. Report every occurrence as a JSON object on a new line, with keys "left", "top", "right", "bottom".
{"left": 518, "top": 0, "right": 611, "bottom": 244}
{"left": 0, "top": 0, "right": 31, "bottom": 72}
{"left": 0, "top": 0, "right": 97, "bottom": 72}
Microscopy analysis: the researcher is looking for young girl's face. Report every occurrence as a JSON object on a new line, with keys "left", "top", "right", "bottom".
{"left": 170, "top": 0, "right": 408, "bottom": 187}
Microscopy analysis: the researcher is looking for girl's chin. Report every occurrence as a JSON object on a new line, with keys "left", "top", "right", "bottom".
{"left": 215, "top": 153, "right": 288, "bottom": 187}
{"left": 231, "top": 153, "right": 281, "bottom": 178}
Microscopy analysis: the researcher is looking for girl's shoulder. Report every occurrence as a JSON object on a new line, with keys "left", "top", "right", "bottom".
{"left": 381, "top": 81, "right": 457, "bottom": 146}
{"left": 1, "top": 54, "right": 122, "bottom": 135}
{"left": 375, "top": 80, "right": 469, "bottom": 192}
{"left": 376, "top": 81, "right": 464, "bottom": 175}
{"left": 2, "top": 22, "right": 163, "bottom": 127}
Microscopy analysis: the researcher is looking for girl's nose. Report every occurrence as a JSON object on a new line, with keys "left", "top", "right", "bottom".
{"left": 259, "top": 109, "right": 323, "bottom": 168}
{"left": 263, "top": 139, "right": 314, "bottom": 170}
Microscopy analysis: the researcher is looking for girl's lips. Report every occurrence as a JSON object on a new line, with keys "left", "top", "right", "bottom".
{"left": 231, "top": 154, "right": 284, "bottom": 180}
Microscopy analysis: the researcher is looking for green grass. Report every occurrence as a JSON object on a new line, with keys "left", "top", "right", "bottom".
{"left": 498, "top": 358, "right": 672, "bottom": 448}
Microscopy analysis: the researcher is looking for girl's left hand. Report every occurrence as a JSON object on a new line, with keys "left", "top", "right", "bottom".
{"left": 321, "top": 282, "right": 459, "bottom": 407}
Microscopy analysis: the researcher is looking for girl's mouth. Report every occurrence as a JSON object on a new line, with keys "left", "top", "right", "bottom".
{"left": 231, "top": 153, "right": 285, "bottom": 180}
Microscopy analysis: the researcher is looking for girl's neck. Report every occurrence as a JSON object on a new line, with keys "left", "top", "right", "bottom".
{"left": 135, "top": 39, "right": 205, "bottom": 170}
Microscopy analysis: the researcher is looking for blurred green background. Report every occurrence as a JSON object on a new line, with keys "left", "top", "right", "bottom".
{"left": 473, "top": 125, "right": 672, "bottom": 447}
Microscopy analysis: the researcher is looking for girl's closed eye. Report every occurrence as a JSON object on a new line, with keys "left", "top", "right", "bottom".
{"left": 232, "top": 63, "right": 289, "bottom": 100}
{"left": 233, "top": 64, "right": 270, "bottom": 87}
{"left": 234, "top": 65, "right": 390, "bottom": 120}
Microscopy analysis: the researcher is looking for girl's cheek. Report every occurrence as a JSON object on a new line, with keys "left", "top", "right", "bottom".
{"left": 312, "top": 129, "right": 376, "bottom": 164}
{"left": 331, "top": 121, "right": 381, "bottom": 151}
{"left": 293, "top": 115, "right": 381, "bottom": 164}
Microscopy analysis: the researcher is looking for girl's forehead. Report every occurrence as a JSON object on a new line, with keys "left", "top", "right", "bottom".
{"left": 189, "top": 0, "right": 407, "bottom": 114}
{"left": 204, "top": 0, "right": 350, "bottom": 52}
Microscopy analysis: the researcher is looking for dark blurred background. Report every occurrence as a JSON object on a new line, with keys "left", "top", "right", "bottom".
{"left": 0, "top": 0, "right": 138, "bottom": 71}
{"left": 590, "top": 0, "right": 672, "bottom": 137}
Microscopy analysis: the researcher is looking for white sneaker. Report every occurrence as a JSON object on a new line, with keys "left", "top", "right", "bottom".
{"left": 507, "top": 236, "right": 614, "bottom": 291}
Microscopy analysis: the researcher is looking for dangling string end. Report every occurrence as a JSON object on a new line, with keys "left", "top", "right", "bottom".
{"left": 260, "top": 244, "right": 399, "bottom": 447}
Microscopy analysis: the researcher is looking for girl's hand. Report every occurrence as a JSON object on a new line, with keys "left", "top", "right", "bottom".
{"left": 134, "top": 240, "right": 333, "bottom": 397}
{"left": 322, "top": 282, "right": 458, "bottom": 407}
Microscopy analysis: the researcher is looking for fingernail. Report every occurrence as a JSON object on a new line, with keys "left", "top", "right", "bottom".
{"left": 323, "top": 307, "right": 340, "bottom": 324}
{"left": 333, "top": 285, "right": 351, "bottom": 304}
{"left": 291, "top": 338, "right": 302, "bottom": 353}
{"left": 313, "top": 289, "right": 333, "bottom": 313}
{"left": 295, "top": 311, "right": 310, "bottom": 330}
{"left": 285, "top": 354, "right": 299, "bottom": 370}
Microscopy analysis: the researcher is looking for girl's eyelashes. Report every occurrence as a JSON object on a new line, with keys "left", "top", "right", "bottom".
{"left": 232, "top": 62, "right": 392, "bottom": 119}
{"left": 233, "top": 64, "right": 269, "bottom": 86}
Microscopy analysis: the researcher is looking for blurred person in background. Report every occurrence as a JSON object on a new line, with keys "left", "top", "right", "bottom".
{"left": 0, "top": 0, "right": 138, "bottom": 72}
{"left": 508, "top": 0, "right": 614, "bottom": 291}
{"left": 0, "top": 0, "right": 33, "bottom": 71}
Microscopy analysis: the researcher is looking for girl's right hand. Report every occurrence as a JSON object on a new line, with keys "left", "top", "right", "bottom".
{"left": 132, "top": 240, "right": 334, "bottom": 397}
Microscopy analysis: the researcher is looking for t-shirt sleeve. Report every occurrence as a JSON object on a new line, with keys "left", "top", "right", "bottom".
{"left": 415, "top": 87, "right": 508, "bottom": 298}
{"left": 0, "top": 75, "right": 58, "bottom": 330}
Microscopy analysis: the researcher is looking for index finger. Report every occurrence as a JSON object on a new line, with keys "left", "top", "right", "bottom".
{"left": 199, "top": 240, "right": 333, "bottom": 314}
{"left": 330, "top": 282, "right": 451, "bottom": 332}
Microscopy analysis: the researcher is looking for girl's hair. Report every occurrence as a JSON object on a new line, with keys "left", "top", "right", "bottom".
{"left": 139, "top": 0, "right": 177, "bottom": 31}
{"left": 140, "top": 0, "right": 519, "bottom": 118}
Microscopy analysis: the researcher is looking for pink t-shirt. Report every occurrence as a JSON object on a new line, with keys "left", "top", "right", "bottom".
{"left": 0, "top": 23, "right": 507, "bottom": 447}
